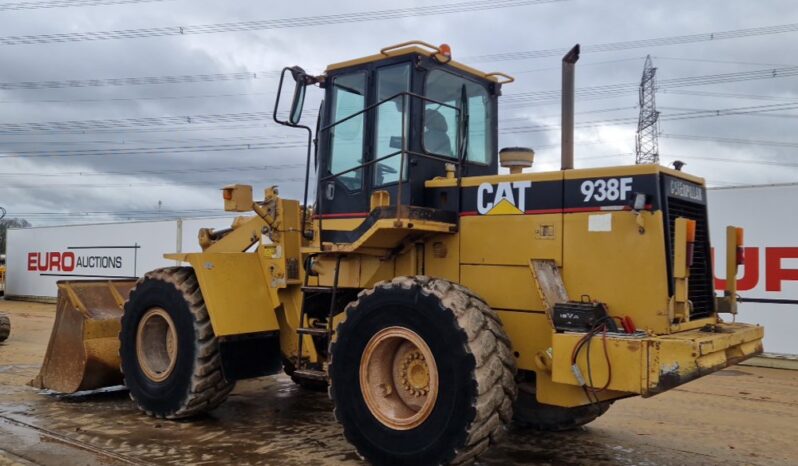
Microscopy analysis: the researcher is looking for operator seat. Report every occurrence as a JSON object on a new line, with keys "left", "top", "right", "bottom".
{"left": 424, "top": 109, "right": 453, "bottom": 156}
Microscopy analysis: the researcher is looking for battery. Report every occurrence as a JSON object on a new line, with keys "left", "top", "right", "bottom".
{"left": 551, "top": 300, "right": 617, "bottom": 333}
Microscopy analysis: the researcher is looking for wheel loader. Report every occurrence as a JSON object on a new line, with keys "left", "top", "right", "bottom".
{"left": 33, "top": 41, "right": 763, "bottom": 464}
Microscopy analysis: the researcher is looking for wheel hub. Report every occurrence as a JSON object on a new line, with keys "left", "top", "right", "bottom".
{"left": 400, "top": 351, "right": 430, "bottom": 396}
{"left": 360, "top": 327, "right": 438, "bottom": 430}
{"left": 136, "top": 307, "right": 178, "bottom": 383}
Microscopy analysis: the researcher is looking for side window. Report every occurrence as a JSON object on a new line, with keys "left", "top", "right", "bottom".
{"left": 329, "top": 72, "right": 367, "bottom": 190}
{"left": 374, "top": 64, "right": 410, "bottom": 186}
{"left": 424, "top": 70, "right": 492, "bottom": 164}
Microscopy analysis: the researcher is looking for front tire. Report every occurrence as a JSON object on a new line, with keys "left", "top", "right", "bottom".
{"left": 0, "top": 314, "right": 9, "bottom": 342}
{"left": 120, "top": 267, "right": 234, "bottom": 419}
{"left": 329, "top": 277, "right": 516, "bottom": 465}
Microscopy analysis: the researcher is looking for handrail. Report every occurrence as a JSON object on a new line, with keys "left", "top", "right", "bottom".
{"left": 380, "top": 40, "right": 441, "bottom": 56}
{"left": 319, "top": 91, "right": 459, "bottom": 133}
{"left": 484, "top": 72, "right": 515, "bottom": 84}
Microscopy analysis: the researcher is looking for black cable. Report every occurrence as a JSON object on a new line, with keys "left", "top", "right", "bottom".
{"left": 465, "top": 23, "right": 798, "bottom": 63}
{"left": 0, "top": 0, "right": 170, "bottom": 11}
{"left": 0, "top": 0, "right": 566, "bottom": 46}
{"left": 0, "top": 71, "right": 274, "bottom": 90}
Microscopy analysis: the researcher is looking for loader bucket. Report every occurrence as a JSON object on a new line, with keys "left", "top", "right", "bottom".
{"left": 31, "top": 279, "right": 137, "bottom": 393}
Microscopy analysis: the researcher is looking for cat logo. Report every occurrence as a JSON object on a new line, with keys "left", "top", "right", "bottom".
{"left": 477, "top": 181, "right": 531, "bottom": 215}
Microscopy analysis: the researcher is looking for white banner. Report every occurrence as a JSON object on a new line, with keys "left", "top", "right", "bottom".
{"left": 708, "top": 183, "right": 798, "bottom": 355}
{"left": 5, "top": 217, "right": 232, "bottom": 300}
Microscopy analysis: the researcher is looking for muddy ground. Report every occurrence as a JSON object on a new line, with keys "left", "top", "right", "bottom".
{"left": 0, "top": 300, "right": 795, "bottom": 465}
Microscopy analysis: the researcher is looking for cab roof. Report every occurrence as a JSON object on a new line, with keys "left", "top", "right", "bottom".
{"left": 324, "top": 41, "right": 514, "bottom": 85}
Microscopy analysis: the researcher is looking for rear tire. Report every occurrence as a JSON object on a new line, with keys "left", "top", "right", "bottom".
{"left": 514, "top": 382, "right": 611, "bottom": 431}
{"left": 329, "top": 276, "right": 516, "bottom": 465}
{"left": 0, "top": 314, "right": 9, "bottom": 342}
{"left": 120, "top": 267, "right": 235, "bottom": 419}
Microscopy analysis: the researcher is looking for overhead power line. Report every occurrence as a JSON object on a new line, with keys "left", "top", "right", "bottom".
{"left": 659, "top": 89, "right": 798, "bottom": 102}
{"left": 662, "top": 133, "right": 798, "bottom": 149}
{"left": 0, "top": 177, "right": 305, "bottom": 189}
{"left": 0, "top": 0, "right": 170, "bottom": 11}
{"left": 0, "top": 71, "right": 273, "bottom": 90}
{"left": 0, "top": 0, "right": 566, "bottom": 46}
{"left": 502, "top": 65, "right": 798, "bottom": 105}
{"left": 0, "top": 111, "right": 272, "bottom": 133}
{"left": 0, "top": 91, "right": 271, "bottom": 104}
{"left": 0, "top": 140, "right": 307, "bottom": 158}
{"left": 500, "top": 101, "right": 798, "bottom": 134}
{"left": 664, "top": 154, "right": 798, "bottom": 169}
{"left": 4, "top": 64, "right": 795, "bottom": 135}
{"left": 465, "top": 22, "right": 798, "bottom": 63}
{"left": 0, "top": 162, "right": 304, "bottom": 177}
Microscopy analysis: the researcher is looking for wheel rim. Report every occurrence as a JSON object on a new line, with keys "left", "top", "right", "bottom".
{"left": 359, "top": 326, "right": 439, "bottom": 430}
{"left": 136, "top": 307, "right": 178, "bottom": 383}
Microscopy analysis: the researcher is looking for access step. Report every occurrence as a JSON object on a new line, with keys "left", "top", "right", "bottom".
{"left": 292, "top": 369, "right": 327, "bottom": 381}
{"left": 297, "top": 327, "right": 329, "bottom": 337}
{"left": 301, "top": 286, "right": 335, "bottom": 294}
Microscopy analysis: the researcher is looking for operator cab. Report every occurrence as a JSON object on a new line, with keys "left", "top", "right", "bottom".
{"left": 275, "top": 42, "right": 513, "bottom": 225}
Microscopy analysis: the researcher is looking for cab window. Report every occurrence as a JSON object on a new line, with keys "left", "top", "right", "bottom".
{"left": 424, "top": 70, "right": 493, "bottom": 164}
{"left": 329, "top": 71, "right": 367, "bottom": 190}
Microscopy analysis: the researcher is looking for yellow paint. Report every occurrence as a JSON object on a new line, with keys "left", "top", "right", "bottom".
{"left": 536, "top": 370, "right": 624, "bottom": 407}
{"left": 424, "top": 234, "right": 460, "bottom": 283}
{"left": 324, "top": 218, "right": 453, "bottom": 253}
{"left": 495, "top": 310, "right": 551, "bottom": 369}
{"left": 462, "top": 265, "right": 544, "bottom": 311}
{"left": 549, "top": 322, "right": 763, "bottom": 398}
{"left": 182, "top": 252, "right": 280, "bottom": 337}
{"left": 461, "top": 213, "right": 562, "bottom": 266}
{"left": 562, "top": 210, "right": 671, "bottom": 334}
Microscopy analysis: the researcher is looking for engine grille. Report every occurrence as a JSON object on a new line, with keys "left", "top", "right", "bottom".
{"left": 664, "top": 196, "right": 716, "bottom": 319}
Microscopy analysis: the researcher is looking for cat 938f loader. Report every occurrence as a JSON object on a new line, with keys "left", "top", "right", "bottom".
{"left": 35, "top": 42, "right": 763, "bottom": 464}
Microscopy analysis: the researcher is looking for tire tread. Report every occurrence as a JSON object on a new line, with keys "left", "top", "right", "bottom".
{"left": 0, "top": 314, "right": 10, "bottom": 342}
{"left": 329, "top": 276, "right": 517, "bottom": 465}
{"left": 121, "top": 266, "right": 235, "bottom": 419}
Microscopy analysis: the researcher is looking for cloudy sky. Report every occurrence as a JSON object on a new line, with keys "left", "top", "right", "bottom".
{"left": 0, "top": 0, "right": 796, "bottom": 226}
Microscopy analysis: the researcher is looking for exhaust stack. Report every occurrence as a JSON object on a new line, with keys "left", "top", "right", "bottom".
{"left": 561, "top": 44, "right": 580, "bottom": 170}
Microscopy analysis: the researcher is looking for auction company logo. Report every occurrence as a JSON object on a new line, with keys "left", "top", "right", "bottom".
{"left": 27, "top": 252, "right": 123, "bottom": 272}
{"left": 26, "top": 245, "right": 139, "bottom": 278}
{"left": 714, "top": 247, "right": 798, "bottom": 292}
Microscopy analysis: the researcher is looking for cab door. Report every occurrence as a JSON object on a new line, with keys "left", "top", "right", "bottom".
{"left": 320, "top": 70, "right": 371, "bottom": 218}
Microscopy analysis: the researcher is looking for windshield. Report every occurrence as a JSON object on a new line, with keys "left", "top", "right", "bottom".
{"left": 424, "top": 69, "right": 493, "bottom": 164}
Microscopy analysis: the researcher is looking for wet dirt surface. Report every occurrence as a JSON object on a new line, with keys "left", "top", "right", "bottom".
{"left": 1, "top": 300, "right": 797, "bottom": 465}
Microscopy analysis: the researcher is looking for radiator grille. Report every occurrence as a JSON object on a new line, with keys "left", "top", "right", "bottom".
{"left": 665, "top": 197, "right": 715, "bottom": 319}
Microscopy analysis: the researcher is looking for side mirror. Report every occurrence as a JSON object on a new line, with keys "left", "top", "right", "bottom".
{"left": 274, "top": 66, "right": 313, "bottom": 127}
{"left": 289, "top": 67, "right": 307, "bottom": 125}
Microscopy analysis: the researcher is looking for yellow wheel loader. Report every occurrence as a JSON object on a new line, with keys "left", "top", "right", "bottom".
{"left": 35, "top": 41, "right": 763, "bottom": 465}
